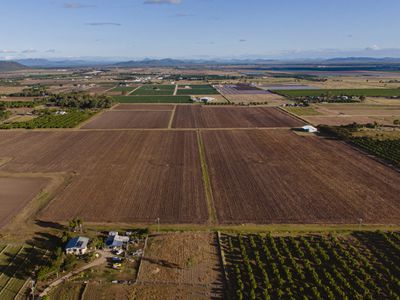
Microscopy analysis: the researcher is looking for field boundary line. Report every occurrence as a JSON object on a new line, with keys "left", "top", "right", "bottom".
{"left": 0, "top": 246, "right": 33, "bottom": 299}
{"left": 127, "top": 85, "right": 141, "bottom": 96}
{"left": 80, "top": 282, "right": 88, "bottom": 300}
{"left": 218, "top": 92, "right": 231, "bottom": 104}
{"left": 133, "top": 235, "right": 149, "bottom": 285}
{"left": 14, "top": 249, "right": 49, "bottom": 299}
{"left": 216, "top": 231, "right": 230, "bottom": 299}
{"left": 2, "top": 171, "right": 69, "bottom": 231}
{"left": 173, "top": 84, "right": 178, "bottom": 96}
{"left": 103, "top": 85, "right": 117, "bottom": 93}
{"left": 0, "top": 246, "right": 25, "bottom": 294}
{"left": 197, "top": 130, "right": 217, "bottom": 225}
{"left": 168, "top": 105, "right": 177, "bottom": 129}
{"left": 14, "top": 277, "right": 31, "bottom": 300}
{"left": 331, "top": 137, "right": 400, "bottom": 174}
{"left": 75, "top": 109, "right": 106, "bottom": 129}
{"left": 277, "top": 106, "right": 309, "bottom": 125}
{"left": 0, "top": 245, "right": 8, "bottom": 257}
{"left": 0, "top": 157, "right": 12, "bottom": 168}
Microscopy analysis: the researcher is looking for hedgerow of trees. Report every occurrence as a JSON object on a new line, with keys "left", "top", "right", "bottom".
{"left": 47, "top": 92, "right": 113, "bottom": 109}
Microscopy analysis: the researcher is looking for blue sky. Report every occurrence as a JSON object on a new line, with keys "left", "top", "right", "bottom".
{"left": 1, "top": 0, "right": 400, "bottom": 60}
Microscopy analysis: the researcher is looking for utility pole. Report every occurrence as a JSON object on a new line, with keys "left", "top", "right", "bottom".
{"left": 156, "top": 217, "right": 160, "bottom": 233}
{"left": 31, "top": 279, "right": 35, "bottom": 300}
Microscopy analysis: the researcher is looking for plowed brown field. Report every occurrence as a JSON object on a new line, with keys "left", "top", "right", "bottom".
{"left": 202, "top": 129, "right": 400, "bottom": 224}
{"left": 112, "top": 104, "right": 175, "bottom": 110}
{"left": 172, "top": 106, "right": 304, "bottom": 128}
{"left": 0, "top": 177, "right": 49, "bottom": 228}
{"left": 0, "top": 131, "right": 207, "bottom": 223}
{"left": 81, "top": 111, "right": 172, "bottom": 129}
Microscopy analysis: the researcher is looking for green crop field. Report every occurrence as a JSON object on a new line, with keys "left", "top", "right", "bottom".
{"left": 0, "top": 110, "right": 96, "bottom": 129}
{"left": 221, "top": 231, "right": 400, "bottom": 300}
{"left": 177, "top": 84, "right": 219, "bottom": 95}
{"left": 132, "top": 85, "right": 175, "bottom": 95}
{"left": 113, "top": 95, "right": 191, "bottom": 103}
{"left": 274, "top": 89, "right": 400, "bottom": 98}
{"left": 0, "top": 245, "right": 48, "bottom": 300}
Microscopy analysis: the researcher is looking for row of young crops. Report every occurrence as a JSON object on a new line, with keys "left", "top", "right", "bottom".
{"left": 0, "top": 110, "right": 95, "bottom": 129}
{"left": 351, "top": 137, "right": 400, "bottom": 166}
{"left": 221, "top": 231, "right": 400, "bottom": 300}
{"left": 0, "top": 245, "right": 48, "bottom": 299}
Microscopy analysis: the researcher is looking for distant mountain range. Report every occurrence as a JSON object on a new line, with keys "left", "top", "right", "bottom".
{"left": 1, "top": 57, "right": 400, "bottom": 70}
{"left": 0, "top": 61, "right": 27, "bottom": 72}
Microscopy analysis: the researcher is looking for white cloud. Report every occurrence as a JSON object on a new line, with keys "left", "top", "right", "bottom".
{"left": 365, "top": 44, "right": 380, "bottom": 51}
{"left": 22, "top": 48, "right": 37, "bottom": 53}
{"left": 0, "top": 50, "right": 17, "bottom": 53}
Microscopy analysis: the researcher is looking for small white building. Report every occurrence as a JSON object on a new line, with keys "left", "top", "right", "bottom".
{"left": 65, "top": 236, "right": 89, "bottom": 255}
{"left": 301, "top": 125, "right": 318, "bottom": 133}
{"left": 200, "top": 97, "right": 215, "bottom": 103}
{"left": 105, "top": 232, "right": 130, "bottom": 249}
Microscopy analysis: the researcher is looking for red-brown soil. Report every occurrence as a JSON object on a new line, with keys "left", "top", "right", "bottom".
{"left": 172, "top": 106, "right": 304, "bottom": 128}
{"left": 81, "top": 111, "right": 172, "bottom": 129}
{"left": 137, "top": 232, "right": 224, "bottom": 298}
{"left": 113, "top": 104, "right": 175, "bottom": 110}
{"left": 0, "top": 177, "right": 49, "bottom": 228}
{"left": 201, "top": 129, "right": 400, "bottom": 224}
{"left": 0, "top": 131, "right": 207, "bottom": 223}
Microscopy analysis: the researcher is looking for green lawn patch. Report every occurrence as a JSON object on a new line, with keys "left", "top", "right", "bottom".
{"left": 132, "top": 85, "right": 175, "bottom": 95}
{"left": 177, "top": 84, "right": 219, "bottom": 95}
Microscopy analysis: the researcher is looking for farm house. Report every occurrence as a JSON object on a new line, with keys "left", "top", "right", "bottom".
{"left": 65, "top": 236, "right": 89, "bottom": 255}
{"left": 105, "top": 232, "right": 130, "bottom": 249}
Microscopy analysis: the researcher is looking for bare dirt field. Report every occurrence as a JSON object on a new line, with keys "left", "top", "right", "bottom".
{"left": 0, "top": 96, "right": 36, "bottom": 102}
{"left": 303, "top": 103, "right": 400, "bottom": 126}
{"left": 0, "top": 131, "right": 207, "bottom": 224}
{"left": 0, "top": 176, "right": 49, "bottom": 228}
{"left": 201, "top": 129, "right": 400, "bottom": 224}
{"left": 304, "top": 115, "right": 382, "bottom": 126}
{"left": 83, "top": 283, "right": 132, "bottom": 300}
{"left": 224, "top": 93, "right": 289, "bottom": 105}
{"left": 0, "top": 86, "right": 26, "bottom": 95}
{"left": 136, "top": 232, "right": 224, "bottom": 299}
{"left": 172, "top": 106, "right": 303, "bottom": 128}
{"left": 112, "top": 104, "right": 175, "bottom": 111}
{"left": 81, "top": 111, "right": 172, "bottom": 129}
